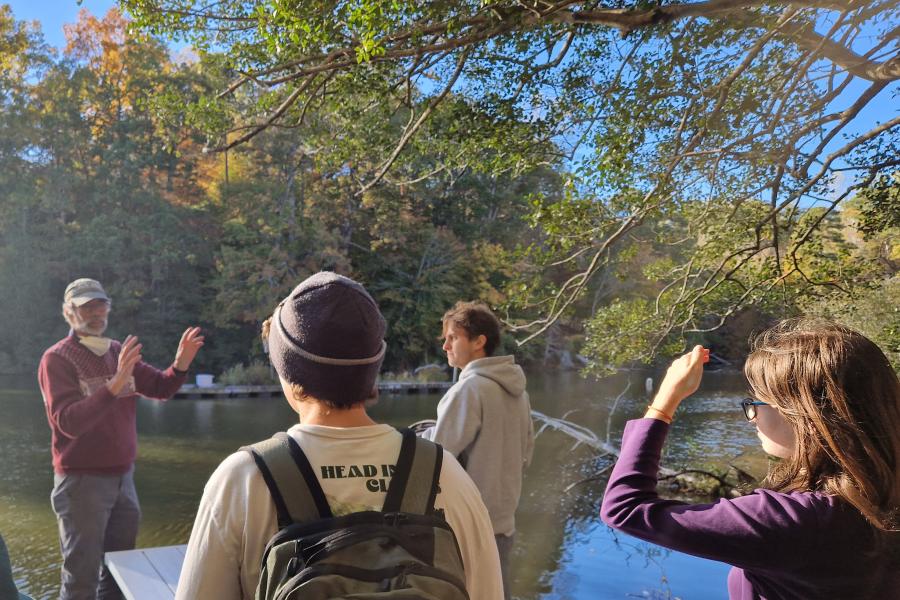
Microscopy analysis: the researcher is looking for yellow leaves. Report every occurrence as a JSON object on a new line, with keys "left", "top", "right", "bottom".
{"left": 64, "top": 8, "right": 128, "bottom": 79}
{"left": 63, "top": 7, "right": 148, "bottom": 121}
{"left": 200, "top": 148, "right": 254, "bottom": 203}
{"left": 360, "top": 189, "right": 379, "bottom": 209}
{"left": 887, "top": 243, "right": 900, "bottom": 262}
{"left": 0, "top": 5, "right": 41, "bottom": 82}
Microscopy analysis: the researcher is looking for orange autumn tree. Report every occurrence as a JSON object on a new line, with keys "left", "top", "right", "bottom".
{"left": 61, "top": 8, "right": 214, "bottom": 201}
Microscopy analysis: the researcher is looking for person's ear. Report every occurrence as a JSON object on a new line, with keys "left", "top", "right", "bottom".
{"left": 473, "top": 334, "right": 487, "bottom": 351}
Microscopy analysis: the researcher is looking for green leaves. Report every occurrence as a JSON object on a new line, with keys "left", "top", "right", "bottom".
{"left": 6, "top": 1, "right": 896, "bottom": 376}
{"left": 582, "top": 298, "right": 682, "bottom": 375}
{"left": 855, "top": 173, "right": 900, "bottom": 238}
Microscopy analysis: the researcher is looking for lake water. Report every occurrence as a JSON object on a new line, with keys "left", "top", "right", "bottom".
{"left": 1, "top": 370, "right": 767, "bottom": 599}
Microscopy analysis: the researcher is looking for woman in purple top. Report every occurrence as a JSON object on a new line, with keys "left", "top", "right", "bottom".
{"left": 600, "top": 318, "right": 899, "bottom": 599}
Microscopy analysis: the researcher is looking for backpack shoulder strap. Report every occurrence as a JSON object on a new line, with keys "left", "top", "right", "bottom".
{"left": 242, "top": 432, "right": 334, "bottom": 528}
{"left": 382, "top": 429, "right": 443, "bottom": 515}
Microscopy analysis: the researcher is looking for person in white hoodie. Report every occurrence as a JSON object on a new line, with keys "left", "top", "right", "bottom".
{"left": 420, "top": 301, "right": 535, "bottom": 600}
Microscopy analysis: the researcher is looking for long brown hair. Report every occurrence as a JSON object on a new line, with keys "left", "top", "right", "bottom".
{"left": 744, "top": 318, "right": 900, "bottom": 531}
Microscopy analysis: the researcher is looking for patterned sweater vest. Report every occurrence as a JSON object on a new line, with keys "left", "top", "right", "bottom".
{"left": 39, "top": 334, "right": 183, "bottom": 474}
{"left": 51, "top": 338, "right": 136, "bottom": 398}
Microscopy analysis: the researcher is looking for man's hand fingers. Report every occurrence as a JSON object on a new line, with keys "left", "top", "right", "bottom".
{"left": 121, "top": 344, "right": 142, "bottom": 365}
{"left": 124, "top": 337, "right": 139, "bottom": 354}
{"left": 126, "top": 349, "right": 142, "bottom": 366}
{"left": 180, "top": 326, "right": 203, "bottom": 345}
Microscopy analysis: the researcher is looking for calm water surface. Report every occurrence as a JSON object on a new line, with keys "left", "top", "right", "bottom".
{"left": 1, "top": 370, "right": 767, "bottom": 599}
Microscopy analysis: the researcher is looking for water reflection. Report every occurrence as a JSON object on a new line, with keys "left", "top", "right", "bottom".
{"left": 1, "top": 370, "right": 762, "bottom": 599}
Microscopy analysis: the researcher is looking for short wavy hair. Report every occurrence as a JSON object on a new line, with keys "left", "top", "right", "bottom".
{"left": 441, "top": 301, "right": 501, "bottom": 357}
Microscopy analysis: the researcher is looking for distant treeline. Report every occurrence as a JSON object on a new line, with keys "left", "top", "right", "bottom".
{"left": 0, "top": 7, "right": 553, "bottom": 375}
{"left": 0, "top": 8, "right": 896, "bottom": 377}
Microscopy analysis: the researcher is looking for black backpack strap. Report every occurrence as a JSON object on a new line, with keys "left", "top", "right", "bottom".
{"left": 242, "top": 432, "right": 333, "bottom": 528}
{"left": 382, "top": 428, "right": 442, "bottom": 515}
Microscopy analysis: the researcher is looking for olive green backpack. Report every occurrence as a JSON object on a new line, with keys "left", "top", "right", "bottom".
{"left": 244, "top": 429, "right": 469, "bottom": 600}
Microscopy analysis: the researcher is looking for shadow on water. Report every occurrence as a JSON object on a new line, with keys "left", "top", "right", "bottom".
{"left": 1, "top": 370, "right": 764, "bottom": 599}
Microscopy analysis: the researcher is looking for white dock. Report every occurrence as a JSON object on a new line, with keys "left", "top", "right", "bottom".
{"left": 105, "top": 545, "right": 186, "bottom": 600}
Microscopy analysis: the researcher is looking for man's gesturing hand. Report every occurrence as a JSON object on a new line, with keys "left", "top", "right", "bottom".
{"left": 107, "top": 335, "right": 142, "bottom": 396}
{"left": 174, "top": 327, "right": 205, "bottom": 372}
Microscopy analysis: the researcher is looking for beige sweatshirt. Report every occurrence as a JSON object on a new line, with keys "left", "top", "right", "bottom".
{"left": 422, "top": 356, "right": 535, "bottom": 536}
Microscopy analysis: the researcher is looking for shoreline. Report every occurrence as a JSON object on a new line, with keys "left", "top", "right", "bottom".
{"left": 173, "top": 380, "right": 453, "bottom": 399}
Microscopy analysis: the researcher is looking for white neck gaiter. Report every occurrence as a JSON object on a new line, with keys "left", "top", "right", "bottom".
{"left": 79, "top": 335, "right": 112, "bottom": 357}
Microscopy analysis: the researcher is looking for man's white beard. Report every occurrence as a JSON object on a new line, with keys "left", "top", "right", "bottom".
{"left": 73, "top": 314, "right": 108, "bottom": 337}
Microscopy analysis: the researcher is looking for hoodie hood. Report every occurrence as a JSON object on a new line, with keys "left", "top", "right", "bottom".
{"left": 459, "top": 355, "right": 526, "bottom": 397}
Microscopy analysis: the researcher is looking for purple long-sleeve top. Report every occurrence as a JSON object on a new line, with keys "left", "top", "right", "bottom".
{"left": 600, "top": 418, "right": 898, "bottom": 599}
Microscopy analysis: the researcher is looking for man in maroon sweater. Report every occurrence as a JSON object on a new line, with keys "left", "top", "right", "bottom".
{"left": 37, "top": 278, "right": 204, "bottom": 600}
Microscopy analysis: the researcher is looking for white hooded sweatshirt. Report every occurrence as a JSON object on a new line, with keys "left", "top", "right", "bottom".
{"left": 422, "top": 355, "right": 534, "bottom": 536}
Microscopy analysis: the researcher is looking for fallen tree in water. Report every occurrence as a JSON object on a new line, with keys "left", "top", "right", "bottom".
{"left": 532, "top": 404, "right": 756, "bottom": 499}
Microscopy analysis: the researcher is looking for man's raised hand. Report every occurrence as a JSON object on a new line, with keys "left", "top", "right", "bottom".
{"left": 107, "top": 335, "right": 142, "bottom": 396}
{"left": 174, "top": 327, "right": 205, "bottom": 372}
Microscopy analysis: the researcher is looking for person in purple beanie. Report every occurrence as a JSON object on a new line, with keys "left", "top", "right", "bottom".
{"left": 601, "top": 318, "right": 899, "bottom": 599}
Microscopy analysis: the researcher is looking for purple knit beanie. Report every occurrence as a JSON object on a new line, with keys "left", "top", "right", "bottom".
{"left": 268, "top": 272, "right": 386, "bottom": 407}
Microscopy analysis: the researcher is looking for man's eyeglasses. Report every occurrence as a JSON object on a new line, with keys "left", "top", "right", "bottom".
{"left": 741, "top": 397, "right": 768, "bottom": 421}
{"left": 76, "top": 300, "right": 111, "bottom": 314}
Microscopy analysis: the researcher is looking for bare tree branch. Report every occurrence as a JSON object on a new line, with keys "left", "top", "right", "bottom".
{"left": 355, "top": 49, "right": 471, "bottom": 197}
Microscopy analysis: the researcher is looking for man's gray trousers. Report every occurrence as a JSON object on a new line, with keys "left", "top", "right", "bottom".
{"left": 51, "top": 467, "right": 140, "bottom": 600}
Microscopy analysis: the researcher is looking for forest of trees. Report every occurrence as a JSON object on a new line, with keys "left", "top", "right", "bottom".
{"left": 0, "top": 6, "right": 553, "bottom": 375}
{"left": 0, "top": 3, "right": 897, "bottom": 377}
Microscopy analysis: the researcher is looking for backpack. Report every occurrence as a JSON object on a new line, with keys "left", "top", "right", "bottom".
{"left": 243, "top": 429, "right": 470, "bottom": 600}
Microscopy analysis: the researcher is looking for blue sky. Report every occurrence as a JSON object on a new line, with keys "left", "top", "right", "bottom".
{"left": 5, "top": 0, "right": 895, "bottom": 202}
{"left": 5, "top": 1, "right": 118, "bottom": 48}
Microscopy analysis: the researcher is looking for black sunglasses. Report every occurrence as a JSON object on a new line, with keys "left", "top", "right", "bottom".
{"left": 741, "top": 397, "right": 768, "bottom": 421}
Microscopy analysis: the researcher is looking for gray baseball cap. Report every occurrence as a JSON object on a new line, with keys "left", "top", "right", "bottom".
{"left": 64, "top": 278, "right": 110, "bottom": 306}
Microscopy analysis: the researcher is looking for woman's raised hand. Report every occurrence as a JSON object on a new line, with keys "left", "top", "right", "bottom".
{"left": 647, "top": 345, "right": 710, "bottom": 421}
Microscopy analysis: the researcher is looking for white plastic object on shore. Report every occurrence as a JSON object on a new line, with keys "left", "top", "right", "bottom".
{"left": 196, "top": 373, "right": 215, "bottom": 388}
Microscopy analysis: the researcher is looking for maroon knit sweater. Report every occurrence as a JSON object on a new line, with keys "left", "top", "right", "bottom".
{"left": 38, "top": 332, "right": 187, "bottom": 475}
